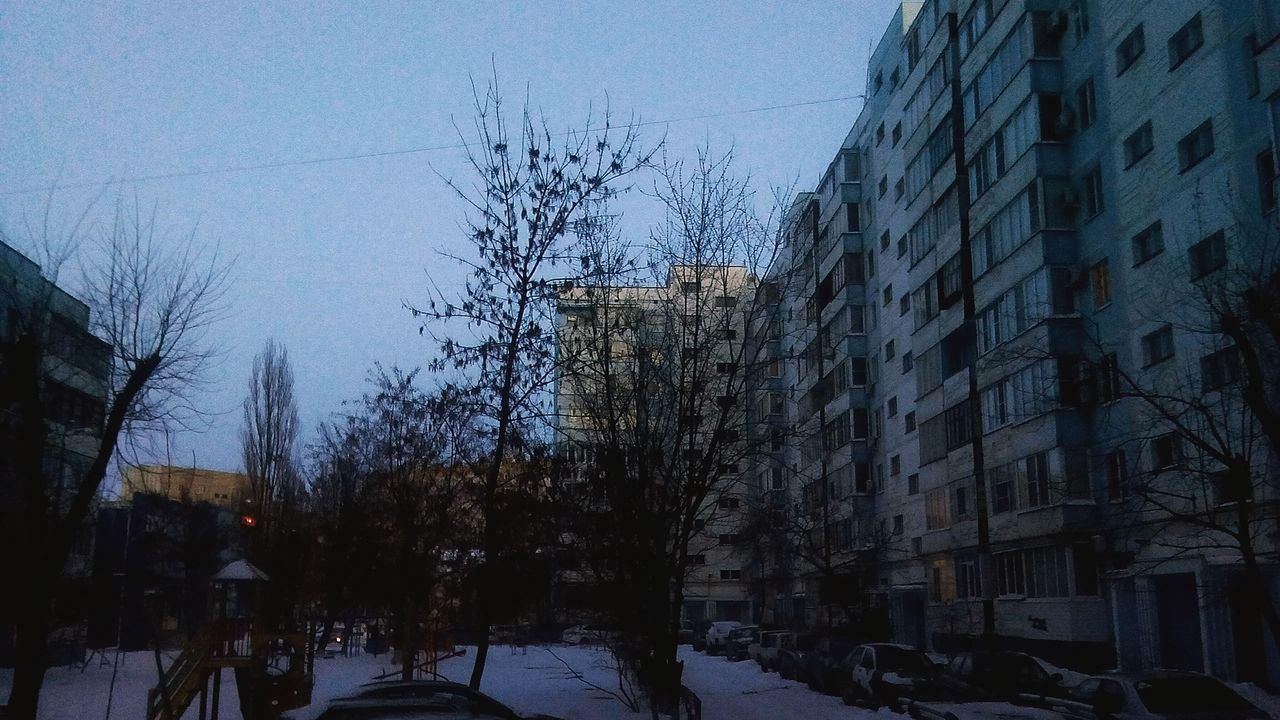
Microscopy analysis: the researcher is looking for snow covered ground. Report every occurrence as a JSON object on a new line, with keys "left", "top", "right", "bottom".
{"left": 5, "top": 645, "right": 1280, "bottom": 720}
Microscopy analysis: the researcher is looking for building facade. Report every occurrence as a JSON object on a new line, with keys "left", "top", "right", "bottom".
{"left": 746, "top": 0, "right": 1280, "bottom": 684}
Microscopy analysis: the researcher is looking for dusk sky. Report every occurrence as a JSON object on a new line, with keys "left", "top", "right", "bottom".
{"left": 1, "top": 1, "right": 900, "bottom": 477}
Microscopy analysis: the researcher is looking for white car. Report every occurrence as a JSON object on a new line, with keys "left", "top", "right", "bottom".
{"left": 841, "top": 643, "right": 936, "bottom": 709}
{"left": 703, "top": 621, "right": 742, "bottom": 655}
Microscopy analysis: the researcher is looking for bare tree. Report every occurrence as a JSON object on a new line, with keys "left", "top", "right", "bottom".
{"left": 240, "top": 339, "right": 302, "bottom": 548}
{"left": 0, "top": 193, "right": 230, "bottom": 719}
{"left": 408, "top": 77, "right": 653, "bottom": 690}
{"left": 555, "top": 149, "right": 786, "bottom": 715}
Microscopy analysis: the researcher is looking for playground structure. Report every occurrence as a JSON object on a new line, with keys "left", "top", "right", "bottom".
{"left": 145, "top": 560, "right": 314, "bottom": 720}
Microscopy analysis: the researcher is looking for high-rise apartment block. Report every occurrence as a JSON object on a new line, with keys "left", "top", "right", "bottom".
{"left": 743, "top": 0, "right": 1280, "bottom": 684}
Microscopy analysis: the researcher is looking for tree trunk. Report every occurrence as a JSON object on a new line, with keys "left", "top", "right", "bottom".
{"left": 7, "top": 572, "right": 54, "bottom": 720}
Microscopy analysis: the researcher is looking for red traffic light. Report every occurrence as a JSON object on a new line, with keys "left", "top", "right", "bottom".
{"left": 241, "top": 514, "right": 257, "bottom": 527}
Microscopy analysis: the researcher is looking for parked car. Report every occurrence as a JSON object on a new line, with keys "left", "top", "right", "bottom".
{"left": 1040, "top": 671, "right": 1268, "bottom": 720}
{"left": 777, "top": 633, "right": 814, "bottom": 680}
{"left": 704, "top": 621, "right": 742, "bottom": 655}
{"left": 802, "top": 636, "right": 856, "bottom": 694}
{"left": 301, "top": 679, "right": 566, "bottom": 719}
{"left": 489, "top": 625, "right": 518, "bottom": 644}
{"left": 840, "top": 643, "right": 937, "bottom": 710}
{"left": 724, "top": 625, "right": 761, "bottom": 661}
{"left": 750, "top": 631, "right": 795, "bottom": 670}
{"left": 559, "top": 624, "right": 606, "bottom": 645}
{"left": 935, "top": 651, "right": 1068, "bottom": 703}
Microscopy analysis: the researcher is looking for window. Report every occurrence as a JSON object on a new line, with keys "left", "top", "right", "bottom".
{"left": 689, "top": 554, "right": 706, "bottom": 565}
{"left": 876, "top": 122, "right": 885, "bottom": 145}
{"left": 1151, "top": 433, "right": 1182, "bottom": 469}
{"left": 1132, "top": 220, "right": 1164, "bottom": 266}
{"left": 1168, "top": 13, "right": 1203, "bottom": 70}
{"left": 1090, "top": 260, "right": 1111, "bottom": 307}
{"left": 717, "top": 497, "right": 741, "bottom": 510}
{"left": 768, "top": 392, "right": 784, "bottom": 415}
{"left": 926, "top": 489, "right": 949, "bottom": 530}
{"left": 945, "top": 402, "right": 972, "bottom": 451}
{"left": 890, "top": 454, "right": 901, "bottom": 475}
{"left": 897, "top": 234, "right": 908, "bottom": 258}
{"left": 718, "top": 533, "right": 740, "bottom": 545}
{"left": 1023, "top": 452, "right": 1051, "bottom": 508}
{"left": 851, "top": 357, "right": 868, "bottom": 386}
{"left": 954, "top": 485, "right": 970, "bottom": 518}
{"left": 1201, "top": 347, "right": 1239, "bottom": 390}
{"left": 995, "top": 550, "right": 1025, "bottom": 595}
{"left": 879, "top": 175, "right": 888, "bottom": 198}
{"left": 714, "top": 295, "right": 738, "bottom": 308}
{"left": 902, "top": 351, "right": 913, "bottom": 373}
{"left": 1188, "top": 230, "right": 1226, "bottom": 279}
{"left": 855, "top": 462, "right": 870, "bottom": 494}
{"left": 1178, "top": 120, "right": 1215, "bottom": 172}
{"left": 1141, "top": 325, "right": 1174, "bottom": 366}
{"left": 907, "top": 473, "right": 919, "bottom": 495}
{"left": 770, "top": 429, "right": 783, "bottom": 452}
{"left": 1082, "top": 165, "right": 1104, "bottom": 218}
{"left": 681, "top": 281, "right": 699, "bottom": 294}
{"left": 1116, "top": 24, "right": 1145, "bottom": 76}
{"left": 720, "top": 569, "right": 742, "bottom": 580}
{"left": 893, "top": 514, "right": 904, "bottom": 535}
{"left": 1212, "top": 469, "right": 1253, "bottom": 505}
{"left": 956, "top": 556, "right": 981, "bottom": 598}
{"left": 852, "top": 408, "right": 869, "bottom": 439}
{"left": 1123, "top": 122, "right": 1153, "bottom": 168}
{"left": 905, "top": 411, "right": 917, "bottom": 433}
{"left": 767, "top": 359, "right": 781, "bottom": 378}
{"left": 1071, "top": 1, "right": 1090, "bottom": 41}
{"left": 1075, "top": 78, "right": 1096, "bottom": 130}
{"left": 885, "top": 339, "right": 896, "bottom": 361}
{"left": 1258, "top": 149, "right": 1277, "bottom": 214}
{"left": 892, "top": 122, "right": 902, "bottom": 146}
{"left": 990, "top": 463, "right": 1014, "bottom": 514}
{"left": 883, "top": 284, "right": 893, "bottom": 307}
{"left": 1106, "top": 450, "right": 1127, "bottom": 501}
{"left": 888, "top": 396, "right": 898, "bottom": 418}
{"left": 1097, "top": 352, "right": 1122, "bottom": 403}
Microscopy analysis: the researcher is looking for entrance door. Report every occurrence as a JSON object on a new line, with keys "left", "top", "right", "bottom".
{"left": 1153, "top": 573, "right": 1204, "bottom": 672}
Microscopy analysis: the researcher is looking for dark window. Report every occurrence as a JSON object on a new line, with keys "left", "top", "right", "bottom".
{"left": 1168, "top": 13, "right": 1203, "bottom": 70}
{"left": 1116, "top": 24, "right": 1145, "bottom": 76}
{"left": 876, "top": 122, "right": 885, "bottom": 145}
{"left": 890, "top": 454, "right": 901, "bottom": 475}
{"left": 1075, "top": 78, "right": 1096, "bottom": 129}
{"left": 945, "top": 402, "right": 972, "bottom": 451}
{"left": 1073, "top": 542, "right": 1099, "bottom": 595}
{"left": 1141, "top": 324, "right": 1175, "bottom": 367}
{"left": 1132, "top": 220, "right": 1164, "bottom": 266}
{"left": 902, "top": 351, "right": 913, "bottom": 373}
{"left": 1124, "top": 121, "right": 1153, "bottom": 168}
{"left": 1082, "top": 165, "right": 1104, "bottom": 218}
{"left": 892, "top": 122, "right": 902, "bottom": 146}
{"left": 1188, "top": 230, "right": 1226, "bottom": 279}
{"left": 1178, "top": 120, "right": 1215, "bottom": 172}
{"left": 883, "top": 283, "right": 893, "bottom": 307}
{"left": 879, "top": 175, "right": 888, "bottom": 198}
{"left": 885, "top": 340, "right": 896, "bottom": 361}
{"left": 905, "top": 411, "right": 917, "bottom": 433}
{"left": 1106, "top": 450, "right": 1127, "bottom": 500}
{"left": 1211, "top": 469, "right": 1253, "bottom": 505}
{"left": 1201, "top": 347, "right": 1239, "bottom": 391}
{"left": 895, "top": 178, "right": 905, "bottom": 202}
{"left": 1258, "top": 149, "right": 1277, "bottom": 214}
{"left": 1151, "top": 433, "right": 1182, "bottom": 469}
{"left": 1097, "top": 352, "right": 1122, "bottom": 403}
{"left": 908, "top": 473, "right": 919, "bottom": 495}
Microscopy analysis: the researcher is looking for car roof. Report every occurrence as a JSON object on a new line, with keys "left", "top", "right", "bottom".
{"left": 357, "top": 679, "right": 470, "bottom": 690}
{"left": 862, "top": 643, "right": 918, "bottom": 650}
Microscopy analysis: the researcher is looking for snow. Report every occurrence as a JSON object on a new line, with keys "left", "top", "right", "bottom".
{"left": 211, "top": 559, "right": 270, "bottom": 582}
{"left": 7, "top": 645, "right": 1280, "bottom": 720}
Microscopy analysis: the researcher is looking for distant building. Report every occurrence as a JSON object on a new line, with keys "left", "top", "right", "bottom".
{"left": 121, "top": 464, "right": 250, "bottom": 510}
{"left": 554, "top": 265, "right": 758, "bottom": 623}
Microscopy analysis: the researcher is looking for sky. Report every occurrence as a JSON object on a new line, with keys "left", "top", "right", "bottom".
{"left": 0, "top": 1, "right": 901, "bottom": 474}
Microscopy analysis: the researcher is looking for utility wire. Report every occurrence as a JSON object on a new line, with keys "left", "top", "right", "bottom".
{"left": 1, "top": 94, "right": 864, "bottom": 196}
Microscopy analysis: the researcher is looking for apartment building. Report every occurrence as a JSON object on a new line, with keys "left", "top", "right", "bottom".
{"left": 120, "top": 464, "right": 251, "bottom": 511}
{"left": 749, "top": 0, "right": 1280, "bottom": 682}
{"left": 1, "top": 239, "right": 113, "bottom": 665}
{"left": 554, "top": 265, "right": 758, "bottom": 623}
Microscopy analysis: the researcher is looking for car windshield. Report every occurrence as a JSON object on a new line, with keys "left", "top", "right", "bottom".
{"left": 877, "top": 647, "right": 931, "bottom": 673}
{"left": 1135, "top": 677, "right": 1256, "bottom": 714}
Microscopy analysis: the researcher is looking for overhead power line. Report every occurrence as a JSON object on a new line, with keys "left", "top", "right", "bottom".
{"left": 1, "top": 94, "right": 864, "bottom": 196}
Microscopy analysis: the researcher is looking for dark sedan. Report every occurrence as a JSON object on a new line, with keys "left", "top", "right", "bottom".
{"left": 935, "top": 651, "right": 1069, "bottom": 703}
{"left": 311, "top": 680, "right": 565, "bottom": 720}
